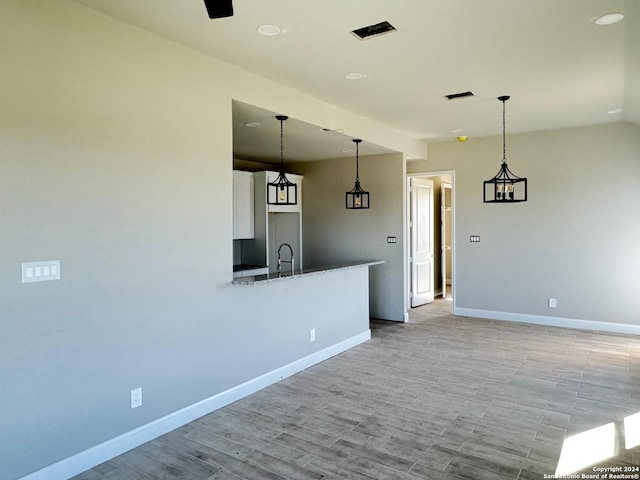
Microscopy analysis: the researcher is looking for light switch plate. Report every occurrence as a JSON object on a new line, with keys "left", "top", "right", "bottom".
{"left": 22, "top": 260, "right": 61, "bottom": 283}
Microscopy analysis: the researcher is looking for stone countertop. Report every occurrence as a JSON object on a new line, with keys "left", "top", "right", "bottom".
{"left": 232, "top": 260, "right": 384, "bottom": 285}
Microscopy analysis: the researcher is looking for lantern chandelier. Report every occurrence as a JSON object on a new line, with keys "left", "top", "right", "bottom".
{"left": 267, "top": 115, "right": 297, "bottom": 206}
{"left": 346, "top": 139, "right": 370, "bottom": 209}
{"left": 483, "top": 95, "right": 528, "bottom": 203}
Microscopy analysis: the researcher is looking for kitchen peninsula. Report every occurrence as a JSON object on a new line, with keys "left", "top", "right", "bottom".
{"left": 227, "top": 259, "right": 383, "bottom": 414}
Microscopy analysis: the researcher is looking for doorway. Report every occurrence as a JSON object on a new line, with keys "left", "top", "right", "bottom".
{"left": 407, "top": 171, "right": 455, "bottom": 310}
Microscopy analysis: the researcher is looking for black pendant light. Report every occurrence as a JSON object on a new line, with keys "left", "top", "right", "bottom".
{"left": 346, "top": 139, "right": 370, "bottom": 209}
{"left": 483, "top": 96, "right": 528, "bottom": 203}
{"left": 267, "top": 115, "right": 297, "bottom": 206}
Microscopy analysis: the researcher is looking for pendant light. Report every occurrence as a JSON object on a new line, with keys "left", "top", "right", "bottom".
{"left": 267, "top": 115, "right": 297, "bottom": 206}
{"left": 483, "top": 96, "right": 528, "bottom": 203}
{"left": 345, "top": 139, "right": 370, "bottom": 209}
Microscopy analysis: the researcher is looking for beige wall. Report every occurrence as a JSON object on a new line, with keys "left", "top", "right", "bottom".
{"left": 409, "top": 122, "right": 640, "bottom": 325}
{"left": 625, "top": 0, "right": 640, "bottom": 125}
{"left": 295, "top": 153, "right": 407, "bottom": 321}
{"left": 0, "top": 1, "right": 422, "bottom": 478}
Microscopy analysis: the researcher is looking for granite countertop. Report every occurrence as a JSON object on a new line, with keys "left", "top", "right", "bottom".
{"left": 232, "top": 260, "right": 384, "bottom": 285}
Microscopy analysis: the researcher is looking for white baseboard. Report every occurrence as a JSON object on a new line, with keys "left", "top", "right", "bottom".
{"left": 20, "top": 330, "right": 371, "bottom": 480}
{"left": 454, "top": 307, "right": 640, "bottom": 336}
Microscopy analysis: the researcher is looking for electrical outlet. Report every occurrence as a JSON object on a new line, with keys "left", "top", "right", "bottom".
{"left": 130, "top": 387, "right": 142, "bottom": 409}
{"left": 310, "top": 328, "right": 316, "bottom": 342}
{"left": 548, "top": 298, "right": 557, "bottom": 309}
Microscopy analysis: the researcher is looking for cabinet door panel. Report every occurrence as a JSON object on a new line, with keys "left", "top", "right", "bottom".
{"left": 233, "top": 171, "right": 254, "bottom": 239}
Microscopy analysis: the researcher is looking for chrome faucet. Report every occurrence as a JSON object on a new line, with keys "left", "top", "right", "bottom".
{"left": 277, "top": 243, "right": 295, "bottom": 275}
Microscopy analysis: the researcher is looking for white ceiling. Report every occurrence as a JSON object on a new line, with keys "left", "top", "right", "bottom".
{"left": 72, "top": 0, "right": 639, "bottom": 161}
{"left": 232, "top": 101, "right": 395, "bottom": 163}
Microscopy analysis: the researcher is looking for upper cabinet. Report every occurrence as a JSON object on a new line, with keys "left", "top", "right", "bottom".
{"left": 233, "top": 171, "right": 254, "bottom": 239}
{"left": 253, "top": 171, "right": 303, "bottom": 213}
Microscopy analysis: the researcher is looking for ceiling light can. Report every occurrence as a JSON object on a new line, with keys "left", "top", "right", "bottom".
{"left": 594, "top": 13, "right": 624, "bottom": 25}
{"left": 257, "top": 24, "right": 281, "bottom": 36}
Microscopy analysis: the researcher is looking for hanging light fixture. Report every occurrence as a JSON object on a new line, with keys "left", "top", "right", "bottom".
{"left": 267, "top": 115, "right": 297, "bottom": 206}
{"left": 483, "top": 96, "right": 528, "bottom": 203}
{"left": 345, "top": 139, "right": 370, "bottom": 209}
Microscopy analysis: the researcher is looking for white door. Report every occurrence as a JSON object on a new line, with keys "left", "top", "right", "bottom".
{"left": 410, "top": 177, "right": 434, "bottom": 307}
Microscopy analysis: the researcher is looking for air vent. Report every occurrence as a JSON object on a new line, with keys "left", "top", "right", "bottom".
{"left": 351, "top": 21, "right": 397, "bottom": 40}
{"left": 444, "top": 91, "right": 475, "bottom": 100}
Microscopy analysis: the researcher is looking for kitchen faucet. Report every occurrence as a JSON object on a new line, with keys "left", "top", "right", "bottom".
{"left": 277, "top": 243, "right": 295, "bottom": 275}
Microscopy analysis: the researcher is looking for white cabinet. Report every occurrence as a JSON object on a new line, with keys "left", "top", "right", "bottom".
{"left": 233, "top": 171, "right": 254, "bottom": 239}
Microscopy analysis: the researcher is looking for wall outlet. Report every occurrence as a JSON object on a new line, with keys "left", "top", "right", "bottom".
{"left": 130, "top": 387, "right": 143, "bottom": 409}
{"left": 548, "top": 298, "right": 557, "bottom": 308}
{"left": 310, "top": 328, "right": 316, "bottom": 342}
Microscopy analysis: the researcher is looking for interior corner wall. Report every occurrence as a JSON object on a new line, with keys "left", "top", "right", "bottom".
{"left": 296, "top": 153, "right": 406, "bottom": 321}
{"left": 408, "top": 122, "right": 640, "bottom": 327}
{"left": 0, "top": 1, "right": 423, "bottom": 478}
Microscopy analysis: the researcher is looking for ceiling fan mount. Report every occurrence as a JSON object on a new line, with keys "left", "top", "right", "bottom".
{"left": 204, "top": 0, "right": 233, "bottom": 19}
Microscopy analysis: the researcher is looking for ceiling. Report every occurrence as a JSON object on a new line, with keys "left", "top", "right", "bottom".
{"left": 232, "top": 101, "right": 395, "bottom": 163}
{"left": 72, "top": 0, "right": 639, "bottom": 162}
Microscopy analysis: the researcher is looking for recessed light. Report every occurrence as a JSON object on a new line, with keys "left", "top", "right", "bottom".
{"left": 594, "top": 13, "right": 624, "bottom": 26}
{"left": 451, "top": 128, "right": 464, "bottom": 134}
{"left": 606, "top": 108, "right": 622, "bottom": 115}
{"left": 243, "top": 122, "right": 260, "bottom": 128}
{"left": 257, "top": 24, "right": 281, "bottom": 36}
{"left": 344, "top": 72, "right": 366, "bottom": 80}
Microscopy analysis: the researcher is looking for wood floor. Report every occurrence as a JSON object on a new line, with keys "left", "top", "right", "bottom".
{"left": 73, "top": 298, "right": 640, "bottom": 479}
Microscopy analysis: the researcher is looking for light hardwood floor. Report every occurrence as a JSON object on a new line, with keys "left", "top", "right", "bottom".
{"left": 73, "top": 298, "right": 640, "bottom": 479}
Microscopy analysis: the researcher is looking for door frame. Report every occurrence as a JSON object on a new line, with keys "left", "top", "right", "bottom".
{"left": 441, "top": 181, "right": 452, "bottom": 300}
{"left": 405, "top": 170, "right": 456, "bottom": 314}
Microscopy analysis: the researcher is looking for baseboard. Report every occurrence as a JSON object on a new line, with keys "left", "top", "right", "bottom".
{"left": 20, "top": 330, "right": 371, "bottom": 480}
{"left": 454, "top": 307, "right": 640, "bottom": 336}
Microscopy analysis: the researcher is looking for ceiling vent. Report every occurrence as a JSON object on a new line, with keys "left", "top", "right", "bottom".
{"left": 444, "top": 91, "right": 475, "bottom": 100}
{"left": 351, "top": 21, "right": 397, "bottom": 40}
